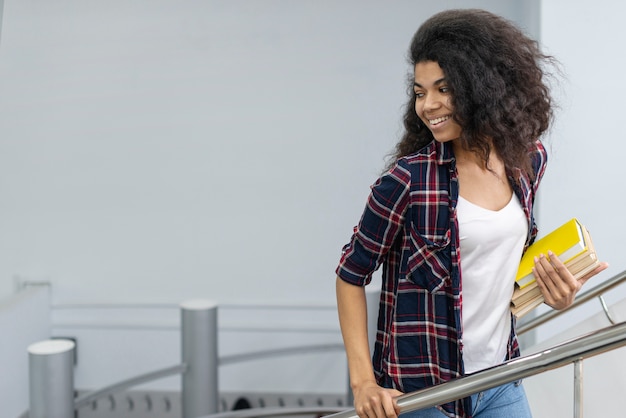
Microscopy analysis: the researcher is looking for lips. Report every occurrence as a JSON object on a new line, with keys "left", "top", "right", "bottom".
{"left": 428, "top": 115, "right": 450, "bottom": 125}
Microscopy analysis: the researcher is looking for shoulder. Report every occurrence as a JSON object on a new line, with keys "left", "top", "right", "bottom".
{"left": 380, "top": 141, "right": 452, "bottom": 198}
{"left": 393, "top": 140, "right": 453, "bottom": 171}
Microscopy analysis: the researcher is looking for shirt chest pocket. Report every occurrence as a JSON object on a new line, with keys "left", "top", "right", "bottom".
{"left": 404, "top": 224, "right": 452, "bottom": 293}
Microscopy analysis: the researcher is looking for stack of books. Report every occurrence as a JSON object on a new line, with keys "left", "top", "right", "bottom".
{"left": 511, "top": 218, "right": 600, "bottom": 319}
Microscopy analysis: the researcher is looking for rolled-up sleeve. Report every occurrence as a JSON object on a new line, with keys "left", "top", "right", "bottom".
{"left": 336, "top": 161, "right": 411, "bottom": 286}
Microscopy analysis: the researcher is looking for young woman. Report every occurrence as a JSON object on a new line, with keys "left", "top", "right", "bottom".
{"left": 335, "top": 9, "right": 608, "bottom": 418}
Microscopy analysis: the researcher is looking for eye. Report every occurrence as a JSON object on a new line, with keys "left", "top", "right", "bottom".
{"left": 439, "top": 86, "right": 450, "bottom": 94}
{"left": 414, "top": 91, "right": 425, "bottom": 99}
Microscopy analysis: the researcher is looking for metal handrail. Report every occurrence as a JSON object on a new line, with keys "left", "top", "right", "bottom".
{"left": 319, "top": 321, "right": 626, "bottom": 418}
{"left": 518, "top": 270, "right": 626, "bottom": 335}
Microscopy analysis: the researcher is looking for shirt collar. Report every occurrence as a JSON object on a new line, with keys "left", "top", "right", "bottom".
{"left": 434, "top": 140, "right": 456, "bottom": 165}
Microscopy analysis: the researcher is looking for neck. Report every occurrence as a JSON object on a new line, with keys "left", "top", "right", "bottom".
{"left": 453, "top": 142, "right": 506, "bottom": 177}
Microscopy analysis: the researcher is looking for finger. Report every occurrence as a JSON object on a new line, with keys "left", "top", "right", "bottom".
{"left": 393, "top": 397, "right": 403, "bottom": 417}
{"left": 533, "top": 255, "right": 567, "bottom": 307}
{"left": 547, "top": 251, "right": 580, "bottom": 292}
{"left": 381, "top": 394, "right": 401, "bottom": 418}
{"left": 357, "top": 404, "right": 374, "bottom": 418}
{"left": 535, "top": 252, "right": 588, "bottom": 309}
{"left": 538, "top": 253, "right": 577, "bottom": 294}
{"left": 382, "top": 401, "right": 398, "bottom": 418}
{"left": 366, "top": 395, "right": 386, "bottom": 418}
{"left": 383, "top": 390, "right": 403, "bottom": 418}
{"left": 533, "top": 255, "right": 555, "bottom": 292}
{"left": 546, "top": 252, "right": 570, "bottom": 279}
{"left": 355, "top": 404, "right": 367, "bottom": 418}
{"left": 373, "top": 401, "right": 387, "bottom": 418}
{"left": 356, "top": 398, "right": 374, "bottom": 418}
{"left": 533, "top": 264, "right": 556, "bottom": 303}
{"left": 389, "top": 390, "right": 403, "bottom": 417}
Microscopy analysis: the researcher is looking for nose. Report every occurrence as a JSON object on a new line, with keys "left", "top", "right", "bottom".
{"left": 423, "top": 92, "right": 442, "bottom": 112}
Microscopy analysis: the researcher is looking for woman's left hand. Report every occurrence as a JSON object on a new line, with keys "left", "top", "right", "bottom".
{"left": 533, "top": 251, "right": 609, "bottom": 310}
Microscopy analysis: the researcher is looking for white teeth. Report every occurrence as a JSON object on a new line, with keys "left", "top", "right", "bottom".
{"left": 429, "top": 116, "right": 449, "bottom": 125}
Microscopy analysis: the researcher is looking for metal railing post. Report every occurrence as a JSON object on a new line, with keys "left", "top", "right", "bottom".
{"left": 574, "top": 359, "right": 584, "bottom": 418}
{"left": 28, "top": 339, "right": 75, "bottom": 418}
{"left": 597, "top": 295, "right": 617, "bottom": 324}
{"left": 181, "top": 299, "right": 219, "bottom": 418}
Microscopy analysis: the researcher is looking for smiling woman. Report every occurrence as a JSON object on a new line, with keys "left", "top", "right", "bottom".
{"left": 334, "top": 8, "right": 608, "bottom": 418}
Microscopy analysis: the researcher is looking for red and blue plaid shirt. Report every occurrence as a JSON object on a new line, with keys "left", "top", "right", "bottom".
{"left": 336, "top": 139, "right": 547, "bottom": 417}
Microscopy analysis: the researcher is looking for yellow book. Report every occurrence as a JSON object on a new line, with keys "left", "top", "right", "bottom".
{"left": 515, "top": 218, "right": 588, "bottom": 289}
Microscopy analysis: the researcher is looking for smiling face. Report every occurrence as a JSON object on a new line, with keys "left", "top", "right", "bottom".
{"left": 413, "top": 61, "right": 463, "bottom": 143}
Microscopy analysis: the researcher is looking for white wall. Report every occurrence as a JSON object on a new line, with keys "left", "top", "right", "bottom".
{"left": 0, "top": 0, "right": 534, "bottom": 306}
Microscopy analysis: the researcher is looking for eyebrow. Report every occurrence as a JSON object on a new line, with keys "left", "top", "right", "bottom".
{"left": 414, "top": 78, "right": 447, "bottom": 88}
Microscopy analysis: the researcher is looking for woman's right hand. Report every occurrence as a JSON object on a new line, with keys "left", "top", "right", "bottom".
{"left": 352, "top": 380, "right": 403, "bottom": 418}
{"left": 336, "top": 278, "right": 403, "bottom": 417}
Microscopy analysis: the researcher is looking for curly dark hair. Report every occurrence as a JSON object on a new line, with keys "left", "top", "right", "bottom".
{"left": 388, "top": 9, "right": 558, "bottom": 179}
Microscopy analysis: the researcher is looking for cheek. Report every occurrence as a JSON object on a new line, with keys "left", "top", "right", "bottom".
{"left": 444, "top": 97, "right": 455, "bottom": 113}
{"left": 414, "top": 100, "right": 422, "bottom": 117}
{"left": 414, "top": 103, "right": 428, "bottom": 125}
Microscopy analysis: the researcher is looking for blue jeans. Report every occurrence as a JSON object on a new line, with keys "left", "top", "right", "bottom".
{"left": 400, "top": 380, "right": 532, "bottom": 417}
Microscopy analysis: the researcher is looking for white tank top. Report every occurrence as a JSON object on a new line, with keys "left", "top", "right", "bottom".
{"left": 457, "top": 194, "right": 527, "bottom": 373}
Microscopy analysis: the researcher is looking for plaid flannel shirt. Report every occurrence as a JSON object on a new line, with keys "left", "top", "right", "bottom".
{"left": 336, "top": 139, "right": 547, "bottom": 417}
